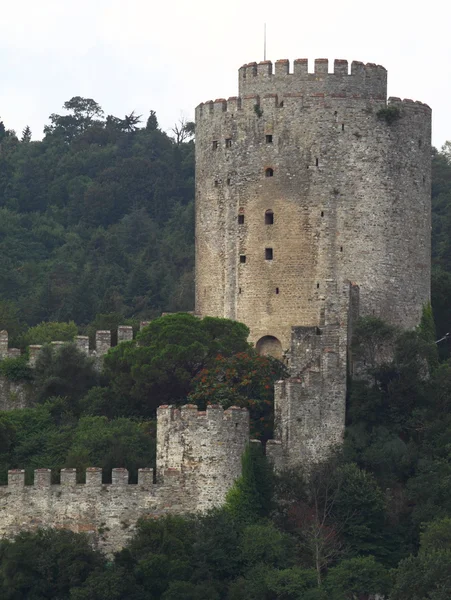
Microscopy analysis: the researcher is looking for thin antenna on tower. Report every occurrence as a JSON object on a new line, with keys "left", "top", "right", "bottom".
{"left": 264, "top": 23, "right": 267, "bottom": 61}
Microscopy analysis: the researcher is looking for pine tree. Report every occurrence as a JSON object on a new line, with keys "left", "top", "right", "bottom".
{"left": 21, "top": 125, "right": 32, "bottom": 143}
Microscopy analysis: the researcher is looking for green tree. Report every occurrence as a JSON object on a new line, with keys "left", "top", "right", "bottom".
{"left": 225, "top": 442, "right": 273, "bottom": 525}
{"left": 392, "top": 518, "right": 451, "bottom": 600}
{"left": 20, "top": 321, "right": 78, "bottom": 347}
{"left": 0, "top": 300, "right": 24, "bottom": 342}
{"left": 20, "top": 126, "right": 31, "bottom": 143}
{"left": 115, "top": 515, "right": 196, "bottom": 598}
{"left": 33, "top": 343, "right": 99, "bottom": 408}
{"left": 0, "top": 529, "right": 105, "bottom": 599}
{"left": 189, "top": 351, "right": 288, "bottom": 440}
{"left": 103, "top": 314, "right": 250, "bottom": 416}
{"left": 64, "top": 416, "right": 155, "bottom": 482}
{"left": 325, "top": 555, "right": 390, "bottom": 600}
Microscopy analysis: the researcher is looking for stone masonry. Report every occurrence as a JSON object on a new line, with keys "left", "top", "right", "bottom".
{"left": 195, "top": 57, "right": 431, "bottom": 467}
{"left": 0, "top": 405, "right": 249, "bottom": 555}
{"left": 195, "top": 58, "right": 431, "bottom": 351}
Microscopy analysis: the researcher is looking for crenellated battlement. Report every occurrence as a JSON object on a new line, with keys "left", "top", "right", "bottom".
{"left": 0, "top": 404, "right": 251, "bottom": 555}
{"left": 196, "top": 58, "right": 388, "bottom": 115}
{"left": 387, "top": 96, "right": 431, "bottom": 112}
{"left": 5, "top": 467, "right": 156, "bottom": 489}
{"left": 239, "top": 58, "right": 386, "bottom": 79}
{"left": 157, "top": 403, "right": 248, "bottom": 423}
{"left": 238, "top": 58, "right": 386, "bottom": 99}
{"left": 0, "top": 326, "right": 135, "bottom": 367}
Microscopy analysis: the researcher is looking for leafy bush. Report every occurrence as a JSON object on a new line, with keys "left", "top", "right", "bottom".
{"left": 0, "top": 356, "right": 33, "bottom": 381}
{"left": 377, "top": 105, "right": 401, "bottom": 124}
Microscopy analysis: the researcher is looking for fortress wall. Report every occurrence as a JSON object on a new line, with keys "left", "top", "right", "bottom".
{"left": 156, "top": 404, "right": 249, "bottom": 511}
{"left": 274, "top": 281, "right": 357, "bottom": 466}
{"left": 0, "top": 405, "right": 250, "bottom": 554}
{"left": 0, "top": 467, "right": 189, "bottom": 556}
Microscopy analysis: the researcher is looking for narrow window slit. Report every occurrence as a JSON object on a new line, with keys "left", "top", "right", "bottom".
{"left": 265, "top": 248, "right": 273, "bottom": 260}
{"left": 225, "top": 138, "right": 232, "bottom": 148}
{"left": 265, "top": 167, "right": 274, "bottom": 177}
{"left": 238, "top": 214, "right": 244, "bottom": 224}
{"left": 276, "top": 287, "right": 279, "bottom": 294}
{"left": 266, "top": 134, "right": 273, "bottom": 144}
{"left": 240, "top": 255, "right": 246, "bottom": 264}
{"left": 212, "top": 140, "right": 218, "bottom": 150}
{"left": 315, "top": 158, "right": 319, "bottom": 167}
{"left": 265, "top": 210, "right": 274, "bottom": 225}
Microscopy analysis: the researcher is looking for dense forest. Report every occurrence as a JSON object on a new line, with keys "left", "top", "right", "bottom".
{"left": 0, "top": 98, "right": 194, "bottom": 342}
{"left": 0, "top": 103, "right": 451, "bottom": 598}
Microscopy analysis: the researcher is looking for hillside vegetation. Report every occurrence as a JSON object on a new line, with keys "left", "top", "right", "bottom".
{"left": 0, "top": 99, "right": 194, "bottom": 341}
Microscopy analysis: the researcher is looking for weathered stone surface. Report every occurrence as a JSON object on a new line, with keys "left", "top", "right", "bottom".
{"left": 195, "top": 57, "right": 431, "bottom": 466}
{"left": 195, "top": 58, "right": 431, "bottom": 351}
{"left": 0, "top": 377, "right": 33, "bottom": 411}
{"left": 0, "top": 405, "right": 249, "bottom": 555}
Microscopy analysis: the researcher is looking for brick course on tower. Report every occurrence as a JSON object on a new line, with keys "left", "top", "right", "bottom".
{"left": 195, "top": 58, "right": 431, "bottom": 355}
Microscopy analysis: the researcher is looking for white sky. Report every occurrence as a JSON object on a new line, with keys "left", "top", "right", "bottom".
{"left": 0, "top": 0, "right": 449, "bottom": 148}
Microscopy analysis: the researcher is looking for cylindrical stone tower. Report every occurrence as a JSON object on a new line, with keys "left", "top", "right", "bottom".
{"left": 195, "top": 58, "right": 431, "bottom": 354}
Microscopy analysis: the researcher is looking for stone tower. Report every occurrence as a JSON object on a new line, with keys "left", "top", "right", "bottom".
{"left": 195, "top": 58, "right": 431, "bottom": 358}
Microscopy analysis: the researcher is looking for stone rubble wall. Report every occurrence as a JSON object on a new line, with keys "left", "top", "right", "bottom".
{"left": 195, "top": 57, "right": 431, "bottom": 352}
{"left": 0, "top": 405, "right": 250, "bottom": 555}
{"left": 269, "top": 280, "right": 358, "bottom": 468}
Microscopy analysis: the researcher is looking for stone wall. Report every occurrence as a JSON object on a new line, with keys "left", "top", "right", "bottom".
{"left": 0, "top": 326, "right": 138, "bottom": 411}
{"left": 157, "top": 404, "right": 249, "bottom": 511}
{"left": 267, "top": 280, "right": 357, "bottom": 468}
{"left": 0, "top": 377, "right": 33, "bottom": 411}
{"left": 0, "top": 405, "right": 250, "bottom": 555}
{"left": 195, "top": 58, "right": 431, "bottom": 351}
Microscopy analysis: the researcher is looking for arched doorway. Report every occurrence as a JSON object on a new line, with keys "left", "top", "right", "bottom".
{"left": 256, "top": 335, "right": 283, "bottom": 359}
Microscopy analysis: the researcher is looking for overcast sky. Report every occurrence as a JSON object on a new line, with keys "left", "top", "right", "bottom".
{"left": 0, "top": 0, "right": 449, "bottom": 147}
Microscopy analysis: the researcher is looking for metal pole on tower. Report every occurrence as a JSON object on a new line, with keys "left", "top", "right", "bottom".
{"left": 264, "top": 23, "right": 266, "bottom": 61}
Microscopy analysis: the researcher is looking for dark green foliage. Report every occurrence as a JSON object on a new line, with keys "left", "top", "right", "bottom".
{"left": 18, "top": 320, "right": 77, "bottom": 347}
{"left": 225, "top": 442, "right": 273, "bottom": 524}
{"left": 0, "top": 103, "right": 194, "bottom": 326}
{"left": 0, "top": 300, "right": 24, "bottom": 342}
{"left": 189, "top": 351, "right": 288, "bottom": 440}
{"left": 103, "top": 313, "right": 250, "bottom": 416}
{"left": 34, "top": 343, "right": 99, "bottom": 407}
{"left": 254, "top": 104, "right": 263, "bottom": 118}
{"left": 324, "top": 556, "right": 390, "bottom": 599}
{"left": 377, "top": 105, "right": 401, "bottom": 124}
{"left": 0, "top": 404, "right": 155, "bottom": 485}
{"left": 64, "top": 416, "right": 155, "bottom": 483}
{"left": 0, "top": 356, "right": 32, "bottom": 381}
{"left": 0, "top": 528, "right": 105, "bottom": 599}
{"left": 391, "top": 518, "right": 451, "bottom": 599}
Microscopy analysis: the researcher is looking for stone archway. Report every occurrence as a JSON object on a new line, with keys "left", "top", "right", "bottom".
{"left": 256, "top": 335, "right": 283, "bottom": 359}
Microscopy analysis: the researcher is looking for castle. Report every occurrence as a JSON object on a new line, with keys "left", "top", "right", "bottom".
{"left": 0, "top": 57, "right": 431, "bottom": 550}
{"left": 195, "top": 57, "right": 431, "bottom": 466}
